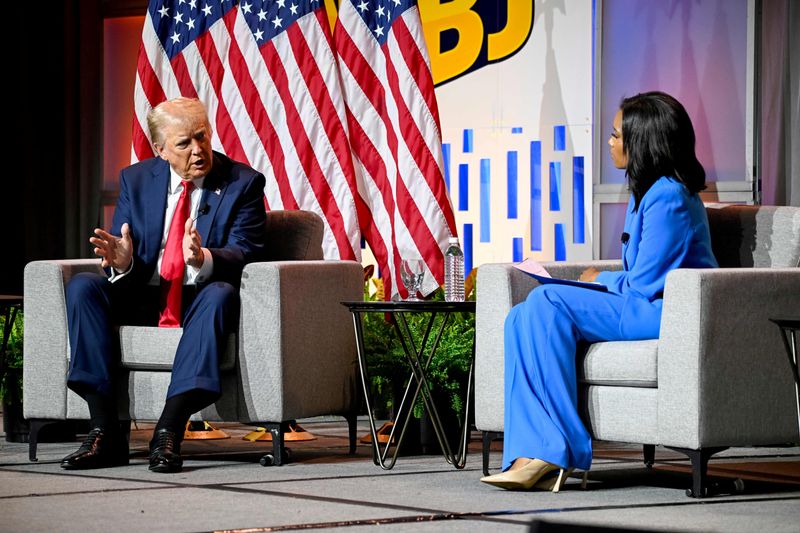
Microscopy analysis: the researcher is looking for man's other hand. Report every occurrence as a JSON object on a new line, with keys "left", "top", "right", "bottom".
{"left": 183, "top": 217, "right": 204, "bottom": 268}
{"left": 90, "top": 223, "right": 133, "bottom": 271}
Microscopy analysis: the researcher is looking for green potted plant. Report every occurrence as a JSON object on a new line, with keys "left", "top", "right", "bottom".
{"left": 361, "top": 269, "right": 476, "bottom": 455}
{"left": 1, "top": 309, "right": 27, "bottom": 442}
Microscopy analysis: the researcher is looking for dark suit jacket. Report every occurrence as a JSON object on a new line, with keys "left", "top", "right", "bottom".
{"left": 110, "top": 151, "right": 267, "bottom": 289}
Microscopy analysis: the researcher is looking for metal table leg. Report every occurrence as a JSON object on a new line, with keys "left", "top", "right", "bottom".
{"left": 350, "top": 308, "right": 474, "bottom": 470}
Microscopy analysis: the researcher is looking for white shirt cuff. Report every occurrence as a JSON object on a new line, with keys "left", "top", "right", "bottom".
{"left": 188, "top": 248, "right": 214, "bottom": 283}
{"left": 108, "top": 258, "right": 134, "bottom": 283}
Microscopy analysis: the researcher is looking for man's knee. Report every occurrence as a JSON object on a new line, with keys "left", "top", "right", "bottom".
{"left": 193, "top": 282, "right": 239, "bottom": 316}
{"left": 66, "top": 272, "right": 109, "bottom": 304}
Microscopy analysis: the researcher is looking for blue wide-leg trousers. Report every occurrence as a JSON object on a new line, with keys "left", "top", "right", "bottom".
{"left": 502, "top": 284, "right": 658, "bottom": 471}
{"left": 65, "top": 272, "right": 238, "bottom": 401}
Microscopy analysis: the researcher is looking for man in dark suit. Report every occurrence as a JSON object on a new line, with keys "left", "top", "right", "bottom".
{"left": 61, "top": 97, "right": 267, "bottom": 473}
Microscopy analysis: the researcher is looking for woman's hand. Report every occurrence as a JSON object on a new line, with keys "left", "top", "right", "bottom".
{"left": 579, "top": 267, "right": 600, "bottom": 282}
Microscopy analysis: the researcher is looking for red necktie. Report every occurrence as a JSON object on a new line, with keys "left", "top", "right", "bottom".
{"left": 158, "top": 181, "right": 194, "bottom": 328}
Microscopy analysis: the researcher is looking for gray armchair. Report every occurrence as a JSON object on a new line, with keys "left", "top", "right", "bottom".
{"left": 23, "top": 210, "right": 363, "bottom": 466}
{"left": 475, "top": 205, "right": 800, "bottom": 497}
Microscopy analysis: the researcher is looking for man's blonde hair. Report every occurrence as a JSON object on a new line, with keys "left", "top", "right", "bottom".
{"left": 147, "top": 97, "right": 211, "bottom": 146}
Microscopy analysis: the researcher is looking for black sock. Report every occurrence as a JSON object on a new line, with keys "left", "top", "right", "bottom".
{"left": 84, "top": 391, "right": 119, "bottom": 431}
{"left": 154, "top": 390, "right": 217, "bottom": 434}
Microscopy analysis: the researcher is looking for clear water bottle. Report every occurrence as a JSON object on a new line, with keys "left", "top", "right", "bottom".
{"left": 444, "top": 237, "right": 465, "bottom": 302}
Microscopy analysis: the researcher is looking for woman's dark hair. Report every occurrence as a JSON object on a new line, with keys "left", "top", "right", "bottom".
{"left": 619, "top": 91, "right": 706, "bottom": 210}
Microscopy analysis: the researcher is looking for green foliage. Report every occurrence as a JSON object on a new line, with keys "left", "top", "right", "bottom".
{"left": 361, "top": 283, "right": 475, "bottom": 422}
{"left": 0, "top": 310, "right": 24, "bottom": 404}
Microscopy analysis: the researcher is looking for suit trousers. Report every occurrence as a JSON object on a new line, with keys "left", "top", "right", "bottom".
{"left": 502, "top": 284, "right": 660, "bottom": 471}
{"left": 65, "top": 272, "right": 239, "bottom": 402}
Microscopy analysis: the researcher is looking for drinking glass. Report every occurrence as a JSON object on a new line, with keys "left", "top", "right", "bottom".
{"left": 400, "top": 259, "right": 425, "bottom": 301}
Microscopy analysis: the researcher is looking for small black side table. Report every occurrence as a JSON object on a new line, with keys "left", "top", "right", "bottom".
{"left": 0, "top": 295, "right": 23, "bottom": 381}
{"left": 342, "top": 300, "right": 476, "bottom": 470}
{"left": 770, "top": 318, "right": 800, "bottom": 440}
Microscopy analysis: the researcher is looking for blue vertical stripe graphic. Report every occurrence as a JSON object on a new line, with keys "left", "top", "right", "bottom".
{"left": 463, "top": 129, "right": 474, "bottom": 153}
{"left": 550, "top": 161, "right": 562, "bottom": 211}
{"left": 463, "top": 223, "right": 474, "bottom": 276}
{"left": 530, "top": 141, "right": 542, "bottom": 251}
{"left": 554, "top": 224, "right": 566, "bottom": 261}
{"left": 507, "top": 151, "right": 518, "bottom": 219}
{"left": 512, "top": 237, "right": 523, "bottom": 262}
{"left": 512, "top": 127, "right": 523, "bottom": 134}
{"left": 458, "top": 163, "right": 469, "bottom": 211}
{"left": 442, "top": 143, "right": 451, "bottom": 191}
{"left": 554, "top": 125, "right": 566, "bottom": 151}
{"left": 480, "top": 158, "right": 491, "bottom": 242}
{"left": 573, "top": 156, "right": 585, "bottom": 243}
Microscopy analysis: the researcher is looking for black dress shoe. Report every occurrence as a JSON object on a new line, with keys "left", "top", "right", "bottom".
{"left": 149, "top": 428, "right": 183, "bottom": 473}
{"left": 61, "top": 427, "right": 129, "bottom": 470}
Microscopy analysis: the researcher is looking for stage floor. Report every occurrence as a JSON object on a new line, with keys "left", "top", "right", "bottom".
{"left": 1, "top": 417, "right": 799, "bottom": 532}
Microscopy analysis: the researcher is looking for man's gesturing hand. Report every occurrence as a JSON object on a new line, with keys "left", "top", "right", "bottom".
{"left": 183, "top": 217, "right": 204, "bottom": 269}
{"left": 90, "top": 223, "right": 133, "bottom": 271}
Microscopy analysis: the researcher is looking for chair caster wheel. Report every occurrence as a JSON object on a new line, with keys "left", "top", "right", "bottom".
{"left": 259, "top": 448, "right": 291, "bottom": 466}
{"left": 686, "top": 487, "right": 708, "bottom": 498}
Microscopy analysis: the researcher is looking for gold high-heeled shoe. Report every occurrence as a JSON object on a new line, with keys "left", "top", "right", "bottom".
{"left": 533, "top": 468, "right": 590, "bottom": 492}
{"left": 480, "top": 459, "right": 559, "bottom": 490}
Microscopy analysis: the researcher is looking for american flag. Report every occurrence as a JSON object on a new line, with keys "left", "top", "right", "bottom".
{"left": 132, "top": 0, "right": 361, "bottom": 261}
{"left": 133, "top": 0, "right": 456, "bottom": 297}
{"left": 334, "top": 0, "right": 457, "bottom": 298}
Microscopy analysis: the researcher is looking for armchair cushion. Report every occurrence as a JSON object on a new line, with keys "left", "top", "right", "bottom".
{"left": 579, "top": 340, "right": 658, "bottom": 388}
{"left": 119, "top": 327, "right": 237, "bottom": 371}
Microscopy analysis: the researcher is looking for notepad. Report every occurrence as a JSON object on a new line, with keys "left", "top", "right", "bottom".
{"left": 513, "top": 258, "right": 609, "bottom": 292}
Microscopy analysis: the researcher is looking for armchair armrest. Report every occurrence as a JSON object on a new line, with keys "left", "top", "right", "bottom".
{"left": 658, "top": 268, "right": 800, "bottom": 449}
{"left": 474, "top": 260, "right": 622, "bottom": 431}
{"left": 237, "top": 260, "right": 363, "bottom": 422}
{"left": 23, "top": 259, "right": 104, "bottom": 419}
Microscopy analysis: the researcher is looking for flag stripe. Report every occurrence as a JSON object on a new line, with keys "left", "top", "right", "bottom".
{"left": 261, "top": 39, "right": 354, "bottom": 259}
{"left": 383, "top": 39, "right": 446, "bottom": 274}
{"left": 393, "top": 15, "right": 441, "bottom": 132}
{"left": 193, "top": 19, "right": 249, "bottom": 164}
{"left": 345, "top": 107, "right": 401, "bottom": 296}
{"left": 221, "top": 13, "right": 299, "bottom": 211}
{"left": 169, "top": 53, "right": 200, "bottom": 98}
{"left": 391, "top": 16, "right": 453, "bottom": 232}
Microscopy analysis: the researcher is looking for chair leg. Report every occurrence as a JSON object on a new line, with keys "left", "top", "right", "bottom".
{"left": 27, "top": 419, "right": 56, "bottom": 462}
{"left": 667, "top": 446, "right": 728, "bottom": 498}
{"left": 482, "top": 431, "right": 501, "bottom": 476}
{"left": 643, "top": 444, "right": 655, "bottom": 468}
{"left": 258, "top": 421, "right": 295, "bottom": 467}
{"left": 345, "top": 412, "right": 358, "bottom": 455}
{"left": 28, "top": 419, "right": 89, "bottom": 462}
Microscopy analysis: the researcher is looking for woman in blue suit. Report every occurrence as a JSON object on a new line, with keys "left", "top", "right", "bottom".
{"left": 481, "top": 92, "right": 719, "bottom": 491}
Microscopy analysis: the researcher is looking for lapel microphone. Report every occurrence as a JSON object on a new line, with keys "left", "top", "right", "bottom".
{"left": 192, "top": 204, "right": 210, "bottom": 222}
{"left": 621, "top": 232, "right": 630, "bottom": 244}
